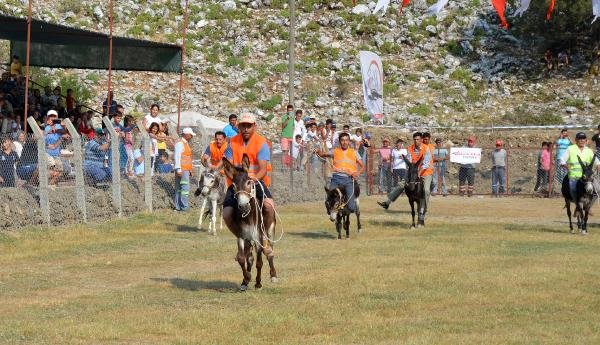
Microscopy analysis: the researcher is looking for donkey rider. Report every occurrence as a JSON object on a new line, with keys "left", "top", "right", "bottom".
{"left": 560, "top": 132, "right": 598, "bottom": 200}
{"left": 377, "top": 132, "right": 433, "bottom": 216}
{"left": 222, "top": 113, "right": 274, "bottom": 253}
{"left": 316, "top": 132, "right": 364, "bottom": 213}
{"left": 202, "top": 130, "right": 228, "bottom": 179}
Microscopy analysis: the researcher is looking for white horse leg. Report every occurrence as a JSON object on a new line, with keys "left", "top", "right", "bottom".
{"left": 219, "top": 205, "right": 223, "bottom": 231}
{"left": 210, "top": 199, "right": 218, "bottom": 235}
{"left": 198, "top": 198, "right": 207, "bottom": 230}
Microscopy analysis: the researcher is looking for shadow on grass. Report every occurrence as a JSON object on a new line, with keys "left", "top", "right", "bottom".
{"left": 150, "top": 277, "right": 238, "bottom": 292}
{"left": 288, "top": 230, "right": 337, "bottom": 239}
{"left": 368, "top": 219, "right": 411, "bottom": 228}
{"left": 381, "top": 209, "right": 411, "bottom": 215}
{"left": 504, "top": 224, "right": 566, "bottom": 234}
{"left": 165, "top": 222, "right": 202, "bottom": 233}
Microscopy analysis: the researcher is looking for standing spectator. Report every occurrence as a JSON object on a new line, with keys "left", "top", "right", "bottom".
{"left": 102, "top": 91, "right": 117, "bottom": 115}
{"left": 459, "top": 136, "right": 477, "bottom": 197}
{"left": 432, "top": 138, "right": 448, "bottom": 196}
{"left": 534, "top": 141, "right": 551, "bottom": 194}
{"left": 591, "top": 125, "right": 600, "bottom": 159}
{"left": 293, "top": 110, "right": 306, "bottom": 141}
{"left": 148, "top": 122, "right": 160, "bottom": 170}
{"left": 16, "top": 134, "right": 38, "bottom": 184}
{"left": 422, "top": 132, "right": 435, "bottom": 193}
{"left": 491, "top": 140, "right": 507, "bottom": 197}
{"left": 378, "top": 138, "right": 392, "bottom": 193}
{"left": 223, "top": 114, "right": 239, "bottom": 138}
{"left": 291, "top": 134, "right": 305, "bottom": 171}
{"left": 391, "top": 138, "right": 407, "bottom": 186}
{"left": 555, "top": 128, "right": 571, "bottom": 184}
{"left": 123, "top": 115, "right": 136, "bottom": 177}
{"left": 49, "top": 87, "right": 60, "bottom": 108}
{"left": 10, "top": 56, "right": 22, "bottom": 76}
{"left": 173, "top": 127, "right": 196, "bottom": 211}
{"left": 65, "top": 89, "right": 76, "bottom": 113}
{"left": 0, "top": 137, "right": 18, "bottom": 187}
{"left": 84, "top": 128, "right": 111, "bottom": 186}
{"left": 280, "top": 104, "right": 295, "bottom": 171}
{"left": 143, "top": 104, "right": 162, "bottom": 130}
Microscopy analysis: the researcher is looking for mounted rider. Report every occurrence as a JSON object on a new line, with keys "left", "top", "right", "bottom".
{"left": 222, "top": 113, "right": 274, "bottom": 253}
{"left": 202, "top": 130, "right": 229, "bottom": 184}
{"left": 377, "top": 132, "right": 433, "bottom": 218}
{"left": 316, "top": 132, "right": 364, "bottom": 213}
{"left": 560, "top": 132, "right": 598, "bottom": 201}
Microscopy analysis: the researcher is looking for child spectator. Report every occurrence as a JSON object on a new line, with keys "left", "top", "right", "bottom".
{"left": 148, "top": 122, "right": 160, "bottom": 170}
{"left": 65, "top": 89, "right": 76, "bottom": 113}
{"left": 156, "top": 151, "right": 174, "bottom": 174}
{"left": 534, "top": 141, "right": 551, "bottom": 194}
{"left": 291, "top": 134, "right": 305, "bottom": 171}
{"left": 123, "top": 115, "right": 136, "bottom": 177}
{"left": 391, "top": 138, "right": 407, "bottom": 187}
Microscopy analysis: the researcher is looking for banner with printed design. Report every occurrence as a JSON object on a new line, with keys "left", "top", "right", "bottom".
{"left": 450, "top": 147, "right": 482, "bottom": 164}
{"left": 359, "top": 51, "right": 384, "bottom": 124}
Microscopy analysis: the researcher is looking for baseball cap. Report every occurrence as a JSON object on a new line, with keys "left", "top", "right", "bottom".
{"left": 495, "top": 140, "right": 503, "bottom": 146}
{"left": 575, "top": 132, "right": 587, "bottom": 140}
{"left": 47, "top": 110, "right": 58, "bottom": 117}
{"left": 238, "top": 112, "right": 256, "bottom": 124}
{"left": 182, "top": 127, "right": 196, "bottom": 136}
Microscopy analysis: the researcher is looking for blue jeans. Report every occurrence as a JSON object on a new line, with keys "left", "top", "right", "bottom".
{"left": 84, "top": 162, "right": 112, "bottom": 184}
{"left": 492, "top": 166, "right": 506, "bottom": 194}
{"left": 379, "top": 166, "right": 391, "bottom": 192}
{"left": 175, "top": 170, "right": 190, "bottom": 211}
{"left": 569, "top": 178, "right": 578, "bottom": 201}
{"left": 433, "top": 162, "right": 447, "bottom": 194}
{"left": 329, "top": 173, "right": 357, "bottom": 212}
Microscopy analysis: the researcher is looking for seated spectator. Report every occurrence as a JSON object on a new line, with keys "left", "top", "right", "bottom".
{"left": 102, "top": 91, "right": 117, "bottom": 115}
{"left": 0, "top": 137, "right": 18, "bottom": 187}
{"left": 133, "top": 148, "right": 145, "bottom": 176}
{"left": 10, "top": 55, "right": 22, "bottom": 76}
{"left": 77, "top": 111, "right": 94, "bottom": 139}
{"left": 155, "top": 151, "right": 173, "bottom": 174}
{"left": 49, "top": 87, "right": 60, "bottom": 108}
{"left": 44, "top": 111, "right": 71, "bottom": 184}
{"left": 13, "top": 131, "right": 26, "bottom": 158}
{"left": 40, "top": 86, "right": 53, "bottom": 114}
{"left": 16, "top": 134, "right": 38, "bottom": 184}
{"left": 55, "top": 98, "right": 68, "bottom": 118}
{"left": 84, "top": 128, "right": 112, "bottom": 185}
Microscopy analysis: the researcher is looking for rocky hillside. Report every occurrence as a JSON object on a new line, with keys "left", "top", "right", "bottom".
{"left": 1, "top": 0, "right": 599, "bottom": 138}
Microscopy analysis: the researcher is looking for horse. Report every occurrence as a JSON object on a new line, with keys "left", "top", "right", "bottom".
{"left": 194, "top": 168, "right": 226, "bottom": 235}
{"left": 324, "top": 180, "right": 361, "bottom": 239}
{"left": 222, "top": 155, "right": 277, "bottom": 291}
{"left": 561, "top": 156, "right": 599, "bottom": 235}
{"left": 404, "top": 156, "right": 425, "bottom": 228}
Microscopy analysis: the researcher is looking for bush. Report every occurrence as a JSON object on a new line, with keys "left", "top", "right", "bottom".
{"left": 225, "top": 56, "right": 245, "bottom": 68}
{"left": 273, "top": 63, "right": 288, "bottom": 73}
{"left": 259, "top": 95, "right": 283, "bottom": 110}
{"left": 242, "top": 77, "right": 258, "bottom": 89}
{"left": 383, "top": 83, "right": 399, "bottom": 96}
{"left": 450, "top": 68, "right": 471, "bottom": 84}
{"left": 445, "top": 40, "right": 463, "bottom": 56}
{"left": 562, "top": 98, "right": 585, "bottom": 110}
{"left": 408, "top": 104, "right": 432, "bottom": 116}
{"left": 501, "top": 109, "right": 563, "bottom": 125}
{"left": 244, "top": 91, "right": 258, "bottom": 102}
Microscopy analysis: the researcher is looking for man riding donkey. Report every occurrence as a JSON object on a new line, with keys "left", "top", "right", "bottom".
{"left": 202, "top": 131, "right": 228, "bottom": 177}
{"left": 377, "top": 132, "right": 433, "bottom": 227}
{"left": 560, "top": 132, "right": 600, "bottom": 235}
{"left": 316, "top": 132, "right": 364, "bottom": 219}
{"left": 221, "top": 113, "right": 278, "bottom": 290}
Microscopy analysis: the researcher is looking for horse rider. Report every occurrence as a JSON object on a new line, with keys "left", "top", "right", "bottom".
{"left": 316, "top": 132, "right": 364, "bottom": 214}
{"left": 560, "top": 132, "right": 598, "bottom": 201}
{"left": 222, "top": 112, "right": 274, "bottom": 253}
{"left": 377, "top": 132, "right": 433, "bottom": 215}
{"left": 174, "top": 127, "right": 196, "bottom": 211}
{"left": 202, "top": 130, "right": 229, "bottom": 183}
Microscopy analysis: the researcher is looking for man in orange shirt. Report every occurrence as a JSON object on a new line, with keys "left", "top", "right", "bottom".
{"left": 174, "top": 127, "right": 196, "bottom": 211}
{"left": 422, "top": 132, "right": 435, "bottom": 194}
{"left": 202, "top": 131, "right": 228, "bottom": 173}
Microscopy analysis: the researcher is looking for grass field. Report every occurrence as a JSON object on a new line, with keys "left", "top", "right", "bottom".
{"left": 1, "top": 196, "right": 600, "bottom": 344}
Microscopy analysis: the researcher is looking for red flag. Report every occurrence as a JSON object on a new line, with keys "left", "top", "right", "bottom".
{"left": 491, "top": 0, "right": 509, "bottom": 29}
{"left": 546, "top": 0, "right": 555, "bottom": 20}
{"left": 399, "top": 0, "right": 410, "bottom": 13}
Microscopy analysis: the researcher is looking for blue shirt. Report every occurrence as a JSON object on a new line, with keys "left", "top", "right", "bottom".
{"left": 157, "top": 162, "right": 174, "bottom": 174}
{"left": 85, "top": 139, "right": 109, "bottom": 165}
{"left": 224, "top": 140, "right": 270, "bottom": 162}
{"left": 556, "top": 138, "right": 570, "bottom": 161}
{"left": 223, "top": 124, "right": 239, "bottom": 138}
{"left": 44, "top": 124, "right": 63, "bottom": 157}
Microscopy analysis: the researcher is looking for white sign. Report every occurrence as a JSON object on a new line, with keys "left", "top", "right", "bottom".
{"left": 359, "top": 51, "right": 384, "bottom": 123}
{"left": 450, "top": 147, "right": 482, "bottom": 164}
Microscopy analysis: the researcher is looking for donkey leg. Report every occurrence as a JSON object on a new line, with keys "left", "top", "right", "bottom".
{"left": 255, "top": 249, "right": 263, "bottom": 289}
{"left": 219, "top": 206, "right": 223, "bottom": 231}
{"left": 344, "top": 213, "right": 350, "bottom": 239}
{"left": 566, "top": 200, "right": 573, "bottom": 233}
{"left": 582, "top": 209, "right": 590, "bottom": 235}
{"left": 245, "top": 240, "right": 254, "bottom": 275}
{"left": 336, "top": 214, "right": 342, "bottom": 239}
{"left": 210, "top": 199, "right": 218, "bottom": 235}
{"left": 198, "top": 198, "right": 207, "bottom": 230}
{"left": 356, "top": 201, "right": 362, "bottom": 233}
{"left": 409, "top": 201, "right": 416, "bottom": 229}
{"left": 236, "top": 238, "right": 251, "bottom": 291}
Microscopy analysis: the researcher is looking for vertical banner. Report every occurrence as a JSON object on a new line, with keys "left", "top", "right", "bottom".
{"left": 359, "top": 51, "right": 384, "bottom": 124}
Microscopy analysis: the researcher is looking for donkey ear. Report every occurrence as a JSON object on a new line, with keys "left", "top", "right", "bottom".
{"left": 222, "top": 157, "right": 236, "bottom": 180}
{"left": 242, "top": 154, "right": 250, "bottom": 172}
{"left": 324, "top": 186, "right": 330, "bottom": 193}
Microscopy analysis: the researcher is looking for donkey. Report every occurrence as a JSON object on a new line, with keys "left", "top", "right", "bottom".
{"left": 324, "top": 180, "right": 361, "bottom": 239}
{"left": 222, "top": 155, "right": 277, "bottom": 291}
{"left": 194, "top": 168, "right": 226, "bottom": 235}
{"left": 561, "top": 156, "right": 599, "bottom": 235}
{"left": 404, "top": 156, "right": 425, "bottom": 228}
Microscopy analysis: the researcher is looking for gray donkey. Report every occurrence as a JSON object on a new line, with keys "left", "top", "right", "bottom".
{"left": 195, "top": 168, "right": 226, "bottom": 235}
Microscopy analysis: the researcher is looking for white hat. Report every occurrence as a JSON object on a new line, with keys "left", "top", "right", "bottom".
{"left": 238, "top": 112, "right": 256, "bottom": 124}
{"left": 47, "top": 110, "right": 58, "bottom": 117}
{"left": 182, "top": 127, "right": 196, "bottom": 136}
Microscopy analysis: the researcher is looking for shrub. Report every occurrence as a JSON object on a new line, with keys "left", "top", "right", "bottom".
{"left": 244, "top": 91, "right": 258, "bottom": 102}
{"left": 562, "top": 98, "right": 585, "bottom": 110}
{"left": 259, "top": 95, "right": 283, "bottom": 110}
{"left": 408, "top": 104, "right": 432, "bottom": 116}
{"left": 242, "top": 77, "right": 258, "bottom": 89}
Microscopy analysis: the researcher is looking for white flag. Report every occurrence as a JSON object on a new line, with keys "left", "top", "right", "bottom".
{"left": 426, "top": 0, "right": 449, "bottom": 15}
{"left": 593, "top": 0, "right": 600, "bottom": 23}
{"left": 359, "top": 51, "right": 384, "bottom": 123}
{"left": 512, "top": 0, "right": 531, "bottom": 17}
{"left": 373, "top": 0, "right": 391, "bottom": 15}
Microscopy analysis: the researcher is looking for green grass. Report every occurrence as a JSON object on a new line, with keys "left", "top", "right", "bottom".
{"left": 408, "top": 103, "right": 432, "bottom": 116}
{"left": 562, "top": 98, "right": 586, "bottom": 110}
{"left": 258, "top": 95, "right": 283, "bottom": 110}
{"left": 2, "top": 197, "right": 600, "bottom": 343}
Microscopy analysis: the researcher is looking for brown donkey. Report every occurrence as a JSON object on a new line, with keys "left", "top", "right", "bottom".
{"left": 222, "top": 155, "right": 278, "bottom": 291}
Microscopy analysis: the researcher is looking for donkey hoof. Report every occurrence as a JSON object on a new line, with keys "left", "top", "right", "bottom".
{"left": 357, "top": 228, "right": 362, "bottom": 233}
{"left": 410, "top": 225, "right": 416, "bottom": 230}
{"left": 254, "top": 283, "right": 262, "bottom": 289}
{"left": 270, "top": 277, "right": 278, "bottom": 283}
{"left": 582, "top": 230, "right": 588, "bottom": 236}
{"left": 240, "top": 284, "right": 248, "bottom": 292}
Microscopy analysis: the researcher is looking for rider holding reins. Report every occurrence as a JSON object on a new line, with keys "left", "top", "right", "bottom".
{"left": 560, "top": 132, "right": 598, "bottom": 201}
{"left": 316, "top": 132, "right": 364, "bottom": 213}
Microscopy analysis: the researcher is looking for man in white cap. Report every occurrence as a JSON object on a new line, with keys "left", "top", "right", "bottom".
{"left": 173, "top": 127, "right": 196, "bottom": 211}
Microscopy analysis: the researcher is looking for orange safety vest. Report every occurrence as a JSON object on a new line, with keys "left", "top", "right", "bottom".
{"left": 209, "top": 141, "right": 228, "bottom": 169}
{"left": 230, "top": 133, "right": 272, "bottom": 187}
{"left": 407, "top": 144, "right": 432, "bottom": 177}
{"left": 332, "top": 147, "right": 358, "bottom": 175}
{"left": 180, "top": 139, "right": 193, "bottom": 172}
